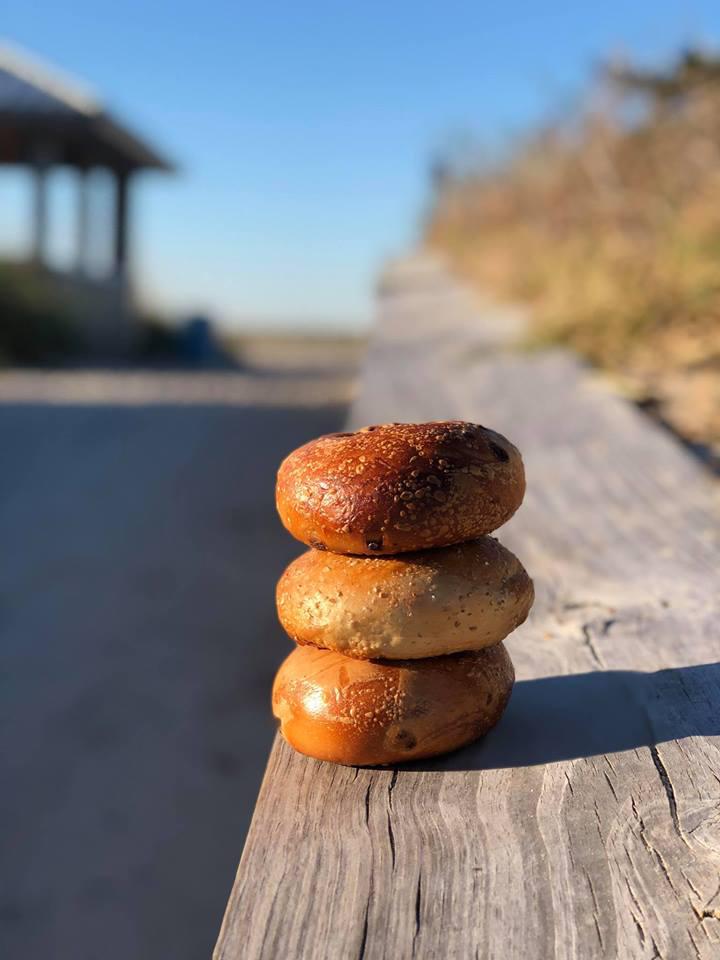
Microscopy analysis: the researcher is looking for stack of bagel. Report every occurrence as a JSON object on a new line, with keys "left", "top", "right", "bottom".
{"left": 272, "top": 421, "right": 533, "bottom": 766}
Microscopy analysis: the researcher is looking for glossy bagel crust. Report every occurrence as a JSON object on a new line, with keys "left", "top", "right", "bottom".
{"left": 277, "top": 537, "right": 533, "bottom": 660}
{"left": 272, "top": 643, "right": 515, "bottom": 766}
{"left": 275, "top": 421, "right": 525, "bottom": 555}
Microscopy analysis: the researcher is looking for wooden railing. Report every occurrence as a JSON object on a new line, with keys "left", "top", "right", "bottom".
{"left": 214, "top": 256, "right": 720, "bottom": 960}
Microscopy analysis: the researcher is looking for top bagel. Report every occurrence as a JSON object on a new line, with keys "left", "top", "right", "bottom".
{"left": 276, "top": 420, "right": 525, "bottom": 554}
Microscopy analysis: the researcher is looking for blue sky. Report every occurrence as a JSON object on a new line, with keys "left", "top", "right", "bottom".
{"left": 2, "top": 1, "right": 719, "bottom": 331}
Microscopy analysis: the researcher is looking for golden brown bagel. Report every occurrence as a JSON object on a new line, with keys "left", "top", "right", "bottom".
{"left": 272, "top": 643, "right": 515, "bottom": 766}
{"left": 277, "top": 537, "right": 533, "bottom": 660}
{"left": 276, "top": 421, "right": 525, "bottom": 555}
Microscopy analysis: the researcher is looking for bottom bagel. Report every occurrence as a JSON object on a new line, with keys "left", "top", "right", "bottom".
{"left": 272, "top": 643, "right": 514, "bottom": 766}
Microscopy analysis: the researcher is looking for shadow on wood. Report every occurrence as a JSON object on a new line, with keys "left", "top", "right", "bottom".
{"left": 407, "top": 662, "right": 720, "bottom": 772}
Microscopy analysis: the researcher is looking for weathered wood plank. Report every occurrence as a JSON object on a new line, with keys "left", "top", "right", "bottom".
{"left": 215, "top": 256, "right": 720, "bottom": 960}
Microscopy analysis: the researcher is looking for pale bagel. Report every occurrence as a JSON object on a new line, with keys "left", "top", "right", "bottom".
{"left": 276, "top": 537, "right": 533, "bottom": 660}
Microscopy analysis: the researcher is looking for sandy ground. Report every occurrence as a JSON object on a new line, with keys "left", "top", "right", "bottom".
{"left": 0, "top": 362, "right": 355, "bottom": 959}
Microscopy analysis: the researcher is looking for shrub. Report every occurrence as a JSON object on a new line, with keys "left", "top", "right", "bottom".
{"left": 0, "top": 264, "right": 80, "bottom": 364}
{"left": 426, "top": 49, "right": 720, "bottom": 455}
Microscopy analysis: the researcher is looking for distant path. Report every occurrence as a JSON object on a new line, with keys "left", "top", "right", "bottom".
{"left": 0, "top": 369, "right": 355, "bottom": 406}
{"left": 0, "top": 370, "right": 352, "bottom": 959}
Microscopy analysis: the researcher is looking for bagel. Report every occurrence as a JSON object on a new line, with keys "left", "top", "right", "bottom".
{"left": 272, "top": 643, "right": 515, "bottom": 766}
{"left": 276, "top": 421, "right": 525, "bottom": 555}
{"left": 276, "top": 537, "right": 533, "bottom": 659}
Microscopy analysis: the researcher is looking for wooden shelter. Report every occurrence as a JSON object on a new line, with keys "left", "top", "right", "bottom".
{"left": 0, "top": 43, "right": 174, "bottom": 346}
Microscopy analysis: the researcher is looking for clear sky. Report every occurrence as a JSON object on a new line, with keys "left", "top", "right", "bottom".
{"left": 2, "top": 1, "right": 719, "bottom": 331}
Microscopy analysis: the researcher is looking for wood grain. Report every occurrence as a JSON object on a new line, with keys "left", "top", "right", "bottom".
{"left": 215, "top": 255, "right": 720, "bottom": 960}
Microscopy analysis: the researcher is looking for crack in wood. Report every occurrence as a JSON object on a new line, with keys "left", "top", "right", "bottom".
{"left": 581, "top": 622, "right": 604, "bottom": 668}
{"left": 357, "top": 900, "right": 370, "bottom": 960}
{"left": 649, "top": 744, "right": 688, "bottom": 846}
{"left": 411, "top": 872, "right": 423, "bottom": 957}
{"left": 592, "top": 798, "right": 604, "bottom": 843}
{"left": 699, "top": 907, "right": 720, "bottom": 921}
{"left": 682, "top": 871, "right": 702, "bottom": 900}
{"left": 705, "top": 876, "right": 720, "bottom": 908}
{"left": 631, "top": 789, "right": 679, "bottom": 893}
{"left": 583, "top": 868, "right": 605, "bottom": 949}
{"left": 696, "top": 877, "right": 720, "bottom": 922}
{"left": 388, "top": 769, "right": 398, "bottom": 810}
{"left": 624, "top": 877, "right": 643, "bottom": 917}
{"left": 696, "top": 904, "right": 720, "bottom": 921}
{"left": 630, "top": 909, "right": 646, "bottom": 945}
{"left": 688, "top": 928, "right": 703, "bottom": 960}
{"left": 385, "top": 770, "right": 399, "bottom": 870}
{"left": 561, "top": 600, "right": 615, "bottom": 612}
{"left": 603, "top": 770, "right": 619, "bottom": 802}
{"left": 653, "top": 847, "right": 677, "bottom": 893}
{"left": 387, "top": 812, "right": 396, "bottom": 870}
{"left": 649, "top": 935, "right": 663, "bottom": 960}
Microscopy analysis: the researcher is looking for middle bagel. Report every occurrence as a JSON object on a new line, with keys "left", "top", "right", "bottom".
{"left": 276, "top": 536, "right": 533, "bottom": 660}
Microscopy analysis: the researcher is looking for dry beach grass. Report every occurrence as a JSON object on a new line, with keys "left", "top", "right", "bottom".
{"left": 427, "top": 50, "right": 720, "bottom": 466}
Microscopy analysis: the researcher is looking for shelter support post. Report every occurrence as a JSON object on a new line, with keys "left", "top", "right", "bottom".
{"left": 30, "top": 161, "right": 49, "bottom": 266}
{"left": 75, "top": 168, "right": 91, "bottom": 275}
{"left": 113, "top": 170, "right": 130, "bottom": 278}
